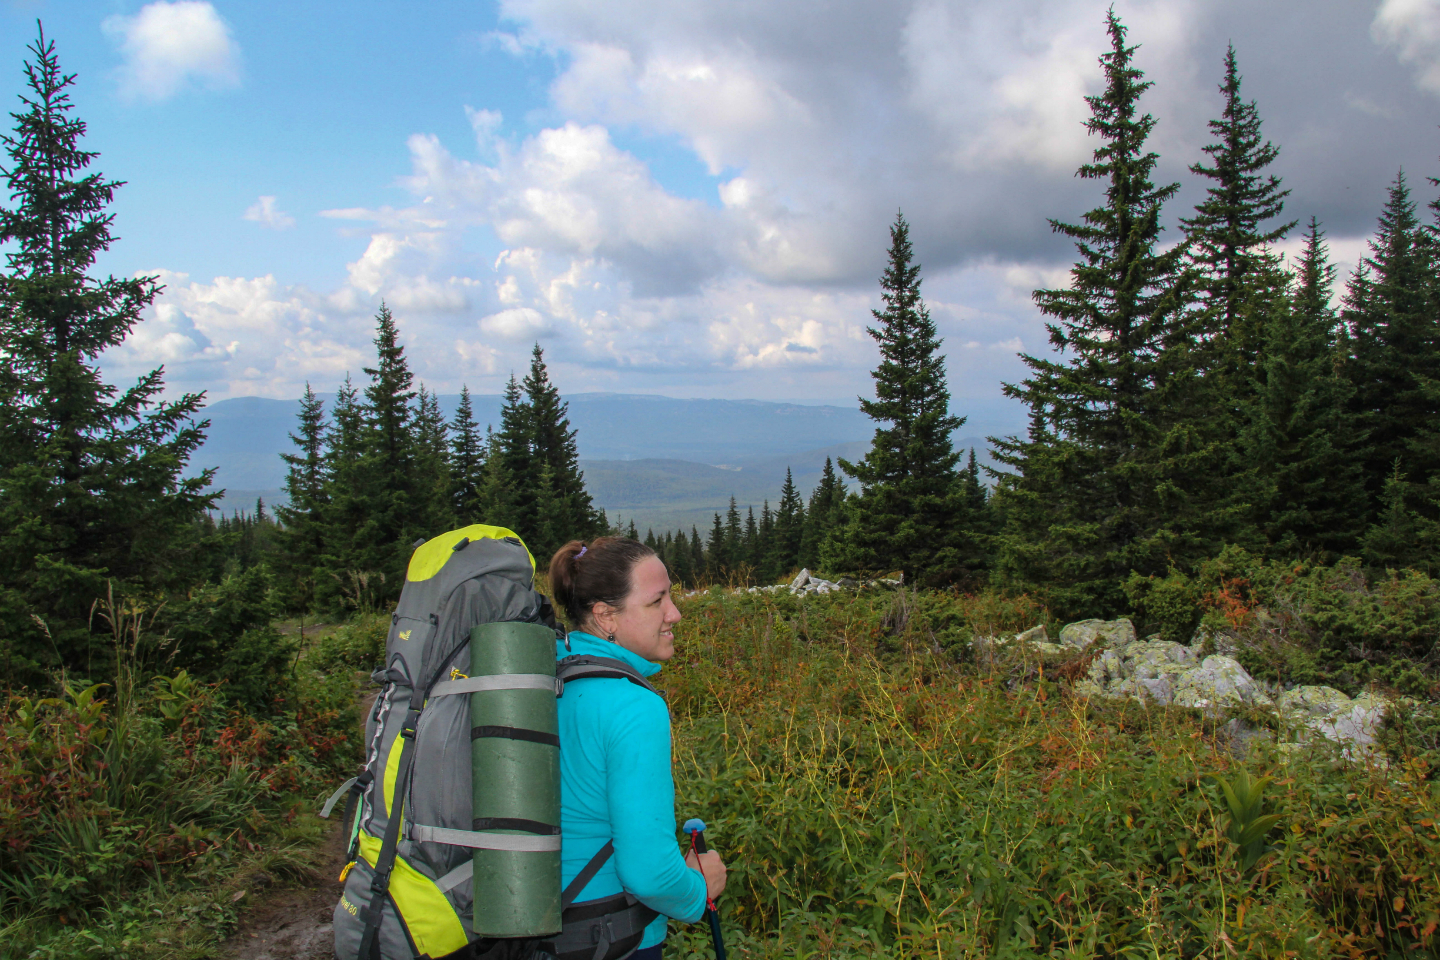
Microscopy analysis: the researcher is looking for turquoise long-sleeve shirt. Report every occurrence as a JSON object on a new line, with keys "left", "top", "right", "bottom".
{"left": 556, "top": 632, "right": 707, "bottom": 949}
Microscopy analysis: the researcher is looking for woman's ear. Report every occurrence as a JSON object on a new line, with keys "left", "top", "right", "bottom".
{"left": 589, "top": 601, "right": 618, "bottom": 638}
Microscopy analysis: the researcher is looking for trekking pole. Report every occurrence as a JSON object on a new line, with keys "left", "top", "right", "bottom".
{"left": 682, "top": 818, "right": 727, "bottom": 960}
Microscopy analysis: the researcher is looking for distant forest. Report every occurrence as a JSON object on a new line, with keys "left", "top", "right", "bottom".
{"left": 7, "top": 10, "right": 1440, "bottom": 695}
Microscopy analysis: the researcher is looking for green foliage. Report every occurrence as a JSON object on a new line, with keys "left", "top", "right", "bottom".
{"left": 827, "top": 212, "right": 972, "bottom": 586}
{"left": 0, "top": 27, "right": 217, "bottom": 687}
{"left": 0, "top": 645, "right": 359, "bottom": 955}
{"left": 1207, "top": 768, "right": 1284, "bottom": 872}
{"left": 660, "top": 590, "right": 1440, "bottom": 958}
{"left": 1123, "top": 568, "right": 1202, "bottom": 644}
{"left": 165, "top": 567, "right": 292, "bottom": 714}
{"left": 991, "top": 13, "right": 1225, "bottom": 617}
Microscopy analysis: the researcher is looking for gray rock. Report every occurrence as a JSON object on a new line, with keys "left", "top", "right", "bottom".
{"left": 1277, "top": 685, "right": 1352, "bottom": 717}
{"left": 1059, "top": 618, "right": 1137, "bottom": 651}
{"left": 1172, "top": 655, "right": 1273, "bottom": 710}
{"left": 1015, "top": 624, "right": 1049, "bottom": 644}
{"left": 837, "top": 577, "right": 858, "bottom": 588}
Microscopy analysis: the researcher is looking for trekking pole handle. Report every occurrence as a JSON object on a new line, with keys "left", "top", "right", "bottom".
{"left": 683, "top": 818, "right": 709, "bottom": 853}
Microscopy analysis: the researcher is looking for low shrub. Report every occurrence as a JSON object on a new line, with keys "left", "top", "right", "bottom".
{"left": 0, "top": 647, "right": 359, "bottom": 954}
{"left": 662, "top": 589, "right": 1440, "bottom": 958}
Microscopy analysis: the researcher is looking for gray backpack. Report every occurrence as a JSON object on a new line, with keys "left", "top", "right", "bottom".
{"left": 323, "top": 525, "right": 662, "bottom": 960}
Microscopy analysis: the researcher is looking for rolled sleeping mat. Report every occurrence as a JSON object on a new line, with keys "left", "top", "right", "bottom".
{"left": 470, "top": 621, "right": 562, "bottom": 937}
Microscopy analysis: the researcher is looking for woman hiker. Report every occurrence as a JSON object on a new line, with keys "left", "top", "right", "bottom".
{"left": 547, "top": 537, "right": 729, "bottom": 960}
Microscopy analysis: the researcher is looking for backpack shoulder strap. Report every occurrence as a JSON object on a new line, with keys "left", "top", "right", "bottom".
{"left": 556, "top": 655, "right": 661, "bottom": 697}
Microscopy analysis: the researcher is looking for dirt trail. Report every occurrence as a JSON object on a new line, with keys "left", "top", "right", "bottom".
{"left": 223, "top": 622, "right": 367, "bottom": 960}
{"left": 219, "top": 817, "right": 346, "bottom": 960}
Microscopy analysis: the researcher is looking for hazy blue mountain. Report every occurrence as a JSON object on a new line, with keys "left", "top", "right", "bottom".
{"left": 198, "top": 392, "right": 1024, "bottom": 530}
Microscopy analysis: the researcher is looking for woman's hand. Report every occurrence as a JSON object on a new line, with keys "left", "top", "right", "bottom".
{"left": 684, "top": 848, "right": 727, "bottom": 901}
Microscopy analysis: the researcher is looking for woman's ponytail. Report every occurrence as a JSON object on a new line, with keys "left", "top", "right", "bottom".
{"left": 549, "top": 537, "right": 656, "bottom": 631}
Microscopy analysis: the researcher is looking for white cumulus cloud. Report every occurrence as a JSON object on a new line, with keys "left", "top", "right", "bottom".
{"left": 243, "top": 196, "right": 295, "bottom": 230}
{"left": 1373, "top": 0, "right": 1440, "bottom": 94}
{"left": 103, "top": 1, "right": 241, "bottom": 101}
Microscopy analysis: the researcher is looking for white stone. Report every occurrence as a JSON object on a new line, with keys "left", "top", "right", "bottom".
{"left": 1059, "top": 618, "right": 1138, "bottom": 651}
{"left": 789, "top": 569, "right": 811, "bottom": 590}
{"left": 1172, "top": 655, "right": 1273, "bottom": 710}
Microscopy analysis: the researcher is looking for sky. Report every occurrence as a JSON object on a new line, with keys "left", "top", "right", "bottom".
{"left": 1, "top": 0, "right": 1438, "bottom": 410}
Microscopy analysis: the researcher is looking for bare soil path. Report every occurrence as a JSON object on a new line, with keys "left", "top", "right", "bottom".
{"left": 222, "top": 623, "right": 370, "bottom": 960}
{"left": 218, "top": 817, "right": 346, "bottom": 960}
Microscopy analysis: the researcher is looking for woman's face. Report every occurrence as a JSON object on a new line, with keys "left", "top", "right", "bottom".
{"left": 590, "top": 556, "right": 682, "bottom": 661}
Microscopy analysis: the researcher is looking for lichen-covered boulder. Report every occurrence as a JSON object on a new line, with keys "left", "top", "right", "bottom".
{"left": 1059, "top": 618, "right": 1137, "bottom": 651}
{"left": 1172, "top": 655, "right": 1273, "bottom": 710}
{"left": 1028, "top": 641, "right": 1070, "bottom": 665}
{"left": 1107, "top": 675, "right": 1177, "bottom": 705}
{"left": 1015, "top": 625, "right": 1049, "bottom": 644}
{"left": 1124, "top": 640, "right": 1199, "bottom": 679}
{"left": 1277, "top": 685, "right": 1352, "bottom": 717}
{"left": 1304, "top": 693, "right": 1387, "bottom": 758}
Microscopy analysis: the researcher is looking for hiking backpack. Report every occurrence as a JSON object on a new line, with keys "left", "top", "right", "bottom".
{"left": 323, "top": 525, "right": 664, "bottom": 960}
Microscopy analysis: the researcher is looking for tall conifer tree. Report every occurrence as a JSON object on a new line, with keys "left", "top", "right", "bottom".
{"left": 1239, "top": 221, "right": 1365, "bottom": 558}
{"left": 1343, "top": 172, "right": 1440, "bottom": 511}
{"left": 450, "top": 386, "right": 484, "bottom": 519}
{"left": 1181, "top": 45, "right": 1294, "bottom": 369}
{"left": 772, "top": 468, "right": 805, "bottom": 577}
{"left": 825, "top": 213, "right": 964, "bottom": 584}
{"left": 991, "top": 12, "right": 1207, "bottom": 615}
{"left": 523, "top": 344, "right": 602, "bottom": 554}
{"left": 0, "top": 30, "right": 214, "bottom": 677}
{"left": 274, "top": 384, "right": 328, "bottom": 610}
{"left": 412, "top": 385, "right": 453, "bottom": 535}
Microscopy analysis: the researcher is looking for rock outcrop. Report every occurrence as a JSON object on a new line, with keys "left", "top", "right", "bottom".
{"left": 994, "top": 616, "right": 1391, "bottom": 761}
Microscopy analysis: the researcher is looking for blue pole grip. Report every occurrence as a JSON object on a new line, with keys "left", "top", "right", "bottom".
{"left": 683, "top": 818, "right": 706, "bottom": 835}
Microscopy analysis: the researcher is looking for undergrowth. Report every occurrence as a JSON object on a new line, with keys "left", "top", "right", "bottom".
{"left": 661, "top": 588, "right": 1440, "bottom": 959}
{"left": 0, "top": 614, "right": 386, "bottom": 958}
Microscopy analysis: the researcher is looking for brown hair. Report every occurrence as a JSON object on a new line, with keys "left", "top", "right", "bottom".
{"left": 549, "top": 537, "right": 658, "bottom": 631}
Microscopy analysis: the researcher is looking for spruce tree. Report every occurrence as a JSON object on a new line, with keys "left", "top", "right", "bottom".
{"left": 743, "top": 506, "right": 760, "bottom": 580}
{"left": 496, "top": 374, "right": 533, "bottom": 531}
{"left": 316, "top": 376, "right": 370, "bottom": 610}
{"left": 0, "top": 29, "right": 215, "bottom": 678}
{"left": 800, "top": 457, "right": 844, "bottom": 569}
{"left": 991, "top": 12, "right": 1209, "bottom": 615}
{"left": 757, "top": 501, "right": 776, "bottom": 583}
{"left": 274, "top": 384, "right": 328, "bottom": 611}
{"left": 450, "top": 385, "right": 484, "bottom": 519}
{"left": 724, "top": 497, "right": 743, "bottom": 576}
{"left": 1343, "top": 172, "right": 1440, "bottom": 511}
{"left": 670, "top": 528, "right": 693, "bottom": 586}
{"left": 1181, "top": 45, "right": 1294, "bottom": 367}
{"left": 825, "top": 212, "right": 964, "bottom": 585}
{"left": 706, "top": 512, "right": 727, "bottom": 579}
{"left": 355, "top": 303, "right": 418, "bottom": 594}
{"left": 524, "top": 345, "right": 602, "bottom": 556}
{"left": 412, "top": 385, "right": 454, "bottom": 534}
{"left": 1239, "top": 221, "right": 1365, "bottom": 558}
{"left": 772, "top": 468, "right": 805, "bottom": 577}
{"left": 690, "top": 525, "right": 706, "bottom": 583}
{"left": 473, "top": 427, "right": 515, "bottom": 529}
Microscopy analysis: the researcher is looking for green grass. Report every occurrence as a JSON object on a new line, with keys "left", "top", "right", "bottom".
{"left": 660, "top": 588, "right": 1440, "bottom": 959}
{"left": 0, "top": 615, "right": 382, "bottom": 959}
{"left": 4, "top": 585, "right": 1437, "bottom": 958}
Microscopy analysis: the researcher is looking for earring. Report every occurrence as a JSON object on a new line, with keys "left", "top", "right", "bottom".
{"left": 607, "top": 633, "right": 616, "bottom": 643}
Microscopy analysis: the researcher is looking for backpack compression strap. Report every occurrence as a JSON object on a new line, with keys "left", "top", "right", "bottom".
{"left": 356, "top": 706, "right": 421, "bottom": 960}
{"left": 555, "top": 655, "right": 661, "bottom": 696}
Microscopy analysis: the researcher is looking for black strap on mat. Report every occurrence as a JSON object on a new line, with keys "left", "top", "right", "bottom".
{"left": 471, "top": 724, "right": 561, "bottom": 747}
{"left": 357, "top": 707, "right": 421, "bottom": 960}
{"left": 472, "top": 817, "right": 561, "bottom": 835}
